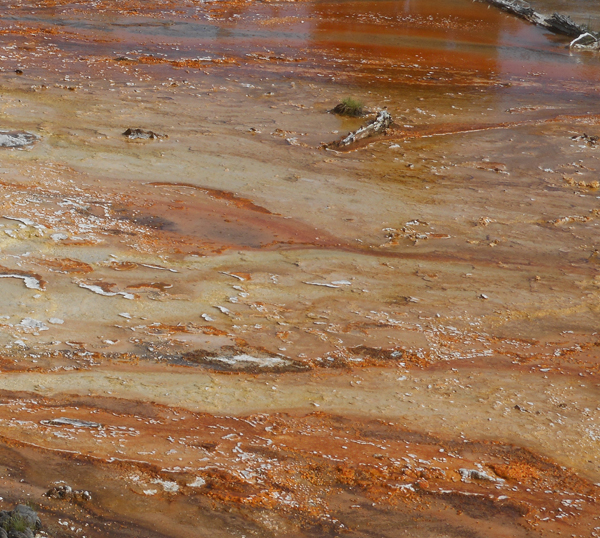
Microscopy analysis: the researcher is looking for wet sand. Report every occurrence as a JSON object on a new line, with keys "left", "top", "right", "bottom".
{"left": 0, "top": 0, "right": 598, "bottom": 536}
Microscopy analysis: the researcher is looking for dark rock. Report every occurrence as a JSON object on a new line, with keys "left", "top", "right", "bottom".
{"left": 46, "top": 484, "right": 92, "bottom": 502}
{"left": 571, "top": 133, "right": 599, "bottom": 147}
{"left": 0, "top": 512, "right": 10, "bottom": 528}
{"left": 0, "top": 505, "right": 41, "bottom": 538}
{"left": 7, "top": 529, "right": 33, "bottom": 538}
{"left": 46, "top": 485, "right": 72, "bottom": 500}
{"left": 123, "top": 128, "right": 166, "bottom": 140}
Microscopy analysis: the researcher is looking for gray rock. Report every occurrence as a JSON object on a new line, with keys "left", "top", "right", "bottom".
{"left": 0, "top": 131, "right": 38, "bottom": 148}
{"left": 7, "top": 530, "right": 33, "bottom": 538}
{"left": 0, "top": 505, "right": 42, "bottom": 538}
{"left": 0, "top": 512, "right": 10, "bottom": 528}
{"left": 11, "top": 505, "right": 41, "bottom": 530}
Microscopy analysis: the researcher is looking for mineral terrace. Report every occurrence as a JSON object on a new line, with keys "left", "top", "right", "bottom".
{"left": 0, "top": 0, "right": 598, "bottom": 536}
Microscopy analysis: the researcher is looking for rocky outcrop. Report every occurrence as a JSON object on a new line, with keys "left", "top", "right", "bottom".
{"left": 46, "top": 485, "right": 92, "bottom": 502}
{"left": 0, "top": 505, "right": 42, "bottom": 538}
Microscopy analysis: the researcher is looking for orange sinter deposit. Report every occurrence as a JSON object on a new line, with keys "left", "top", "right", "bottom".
{"left": 0, "top": 0, "right": 598, "bottom": 536}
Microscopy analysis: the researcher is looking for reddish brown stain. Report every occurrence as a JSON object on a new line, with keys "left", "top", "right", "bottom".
{"left": 126, "top": 282, "right": 173, "bottom": 291}
{"left": 147, "top": 182, "right": 275, "bottom": 215}
{"left": 0, "top": 394, "right": 596, "bottom": 537}
{"left": 33, "top": 257, "right": 94, "bottom": 274}
{"left": 109, "top": 262, "right": 139, "bottom": 271}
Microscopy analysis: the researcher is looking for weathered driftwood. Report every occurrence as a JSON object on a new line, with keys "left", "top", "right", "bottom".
{"left": 330, "top": 110, "right": 392, "bottom": 149}
{"left": 484, "top": 0, "right": 588, "bottom": 38}
{"left": 486, "top": 0, "right": 536, "bottom": 21}
{"left": 545, "top": 13, "right": 587, "bottom": 37}
{"left": 570, "top": 32, "right": 600, "bottom": 51}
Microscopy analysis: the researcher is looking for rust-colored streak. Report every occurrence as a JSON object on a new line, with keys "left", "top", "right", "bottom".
{"left": 145, "top": 323, "right": 229, "bottom": 336}
{"left": 114, "top": 183, "right": 346, "bottom": 253}
{"left": 125, "top": 282, "right": 173, "bottom": 291}
{"left": 109, "top": 262, "right": 139, "bottom": 271}
{"left": 0, "top": 394, "right": 596, "bottom": 537}
{"left": 147, "top": 182, "right": 275, "bottom": 215}
{"left": 33, "top": 257, "right": 94, "bottom": 274}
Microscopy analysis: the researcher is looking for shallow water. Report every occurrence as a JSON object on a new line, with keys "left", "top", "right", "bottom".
{"left": 0, "top": 0, "right": 598, "bottom": 536}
